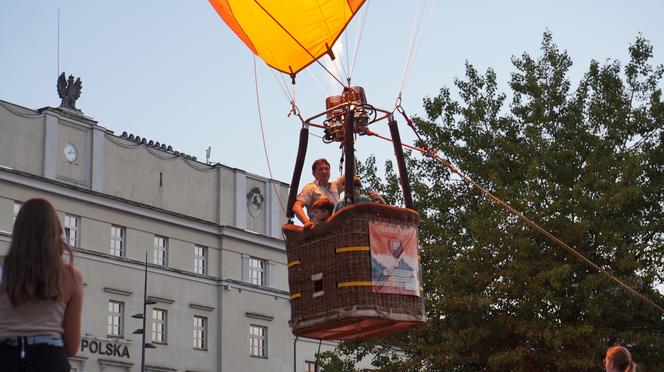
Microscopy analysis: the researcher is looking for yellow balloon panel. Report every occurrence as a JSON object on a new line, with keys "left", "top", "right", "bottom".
{"left": 210, "top": 0, "right": 365, "bottom": 76}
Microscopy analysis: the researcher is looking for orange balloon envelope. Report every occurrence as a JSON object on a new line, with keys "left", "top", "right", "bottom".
{"left": 209, "top": 0, "right": 365, "bottom": 77}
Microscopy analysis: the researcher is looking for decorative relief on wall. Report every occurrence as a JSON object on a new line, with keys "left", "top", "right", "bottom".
{"left": 247, "top": 186, "right": 264, "bottom": 219}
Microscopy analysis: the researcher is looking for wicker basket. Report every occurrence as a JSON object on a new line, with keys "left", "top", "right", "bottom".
{"left": 284, "top": 203, "right": 426, "bottom": 340}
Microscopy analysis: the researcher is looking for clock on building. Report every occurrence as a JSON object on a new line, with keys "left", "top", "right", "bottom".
{"left": 64, "top": 143, "right": 78, "bottom": 162}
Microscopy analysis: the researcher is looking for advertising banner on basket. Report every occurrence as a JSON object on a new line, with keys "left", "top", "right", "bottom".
{"left": 369, "top": 221, "right": 420, "bottom": 296}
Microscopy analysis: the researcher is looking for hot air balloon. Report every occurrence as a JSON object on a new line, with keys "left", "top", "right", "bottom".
{"left": 209, "top": 0, "right": 365, "bottom": 80}
{"left": 210, "top": 0, "right": 426, "bottom": 340}
{"left": 208, "top": 1, "right": 664, "bottom": 348}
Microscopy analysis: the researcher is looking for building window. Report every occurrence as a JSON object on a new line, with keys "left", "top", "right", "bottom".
{"left": 193, "top": 315, "right": 207, "bottom": 350}
{"left": 153, "top": 236, "right": 168, "bottom": 266}
{"left": 12, "top": 201, "right": 22, "bottom": 226}
{"left": 249, "top": 324, "right": 267, "bottom": 358}
{"left": 305, "top": 361, "right": 322, "bottom": 372}
{"left": 194, "top": 245, "right": 207, "bottom": 274}
{"left": 151, "top": 308, "right": 167, "bottom": 344}
{"left": 64, "top": 214, "right": 80, "bottom": 247}
{"left": 110, "top": 225, "right": 125, "bottom": 257}
{"left": 248, "top": 257, "right": 267, "bottom": 286}
{"left": 107, "top": 301, "right": 124, "bottom": 337}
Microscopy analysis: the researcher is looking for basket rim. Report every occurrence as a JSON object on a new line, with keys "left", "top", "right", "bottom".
{"left": 283, "top": 203, "right": 420, "bottom": 240}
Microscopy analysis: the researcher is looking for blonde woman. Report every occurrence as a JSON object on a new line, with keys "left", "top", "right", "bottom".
{"left": 0, "top": 198, "right": 84, "bottom": 371}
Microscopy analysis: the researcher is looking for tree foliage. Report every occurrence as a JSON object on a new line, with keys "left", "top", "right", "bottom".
{"left": 321, "top": 33, "right": 664, "bottom": 371}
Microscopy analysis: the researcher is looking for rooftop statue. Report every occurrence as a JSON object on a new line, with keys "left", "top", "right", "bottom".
{"left": 57, "top": 72, "right": 82, "bottom": 110}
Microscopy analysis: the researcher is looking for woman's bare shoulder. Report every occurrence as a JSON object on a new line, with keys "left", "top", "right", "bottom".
{"left": 62, "top": 263, "right": 84, "bottom": 292}
{"left": 67, "top": 264, "right": 83, "bottom": 284}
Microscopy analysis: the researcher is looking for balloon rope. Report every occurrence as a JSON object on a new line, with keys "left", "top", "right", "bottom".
{"left": 264, "top": 59, "right": 305, "bottom": 121}
{"left": 349, "top": 0, "right": 371, "bottom": 80}
{"left": 435, "top": 153, "right": 664, "bottom": 315}
{"left": 252, "top": 0, "right": 346, "bottom": 88}
{"left": 397, "top": 0, "right": 429, "bottom": 102}
{"left": 314, "top": 0, "right": 348, "bottom": 82}
{"left": 253, "top": 56, "right": 288, "bottom": 216}
{"left": 307, "top": 69, "right": 330, "bottom": 97}
{"left": 326, "top": 51, "right": 347, "bottom": 88}
{"left": 365, "top": 110, "right": 664, "bottom": 316}
{"left": 268, "top": 65, "right": 294, "bottom": 103}
{"left": 242, "top": 0, "right": 294, "bottom": 89}
{"left": 344, "top": 14, "right": 350, "bottom": 82}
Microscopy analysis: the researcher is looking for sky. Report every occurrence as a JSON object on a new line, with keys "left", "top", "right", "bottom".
{"left": 1, "top": 0, "right": 663, "bottom": 185}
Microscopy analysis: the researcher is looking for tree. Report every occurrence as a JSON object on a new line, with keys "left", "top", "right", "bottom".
{"left": 321, "top": 33, "right": 664, "bottom": 371}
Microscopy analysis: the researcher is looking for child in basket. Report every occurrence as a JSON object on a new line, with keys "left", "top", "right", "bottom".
{"left": 309, "top": 197, "right": 334, "bottom": 224}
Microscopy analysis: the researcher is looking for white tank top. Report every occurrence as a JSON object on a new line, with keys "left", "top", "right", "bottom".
{"left": 0, "top": 265, "right": 74, "bottom": 337}
{"left": 0, "top": 295, "right": 66, "bottom": 336}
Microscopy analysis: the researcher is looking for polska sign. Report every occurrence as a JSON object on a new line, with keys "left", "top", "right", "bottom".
{"left": 81, "top": 338, "right": 130, "bottom": 358}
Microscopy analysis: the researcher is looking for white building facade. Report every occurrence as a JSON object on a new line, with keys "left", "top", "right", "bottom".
{"left": 0, "top": 99, "right": 354, "bottom": 372}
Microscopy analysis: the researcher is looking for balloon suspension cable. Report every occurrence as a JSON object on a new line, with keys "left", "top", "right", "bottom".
{"left": 349, "top": 0, "right": 370, "bottom": 80}
{"left": 397, "top": 0, "right": 429, "bottom": 101}
{"left": 288, "top": 100, "right": 305, "bottom": 125}
{"left": 393, "top": 95, "right": 403, "bottom": 114}
{"left": 367, "top": 107, "right": 664, "bottom": 316}
{"left": 344, "top": 26, "right": 350, "bottom": 80}
{"left": 328, "top": 52, "right": 348, "bottom": 87}
{"left": 252, "top": 0, "right": 346, "bottom": 88}
{"left": 307, "top": 68, "right": 331, "bottom": 97}
{"left": 330, "top": 41, "right": 349, "bottom": 84}
{"left": 265, "top": 60, "right": 306, "bottom": 121}
{"left": 253, "top": 56, "right": 288, "bottom": 216}
{"left": 395, "top": 104, "right": 437, "bottom": 157}
{"left": 267, "top": 63, "right": 295, "bottom": 103}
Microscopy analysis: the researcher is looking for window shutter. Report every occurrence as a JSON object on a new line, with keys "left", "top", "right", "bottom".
{"left": 241, "top": 254, "right": 250, "bottom": 282}
{"left": 267, "top": 260, "right": 276, "bottom": 288}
